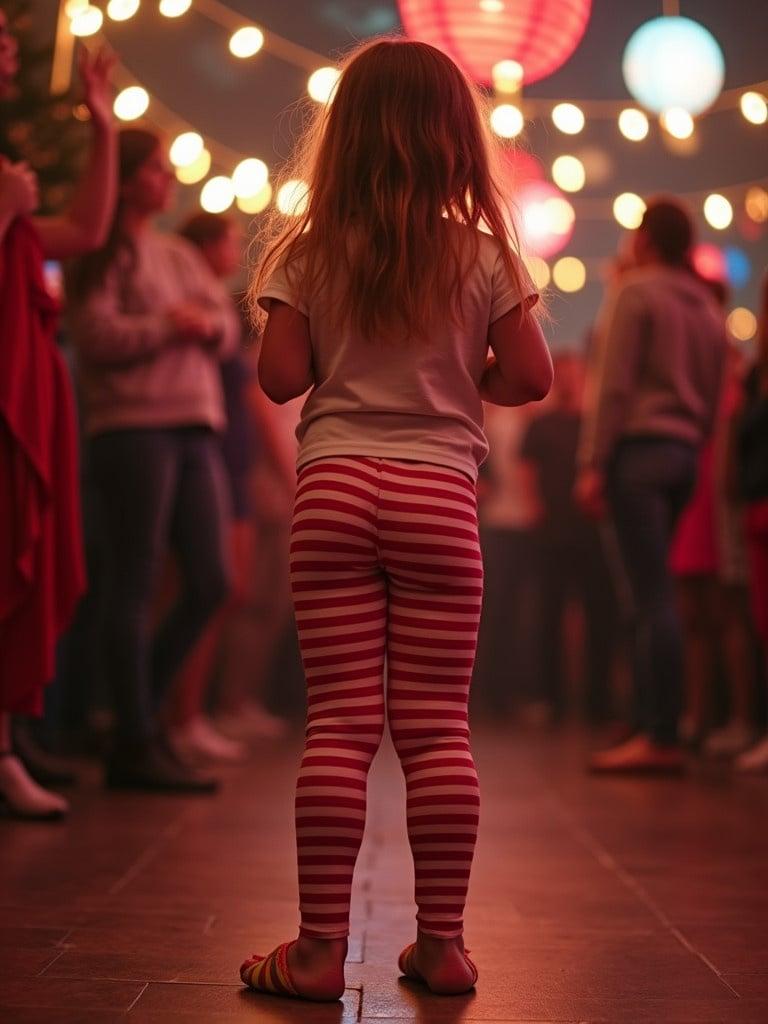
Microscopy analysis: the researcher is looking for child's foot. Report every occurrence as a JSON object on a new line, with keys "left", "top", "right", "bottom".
{"left": 399, "top": 932, "right": 478, "bottom": 995}
{"left": 240, "top": 935, "right": 347, "bottom": 1001}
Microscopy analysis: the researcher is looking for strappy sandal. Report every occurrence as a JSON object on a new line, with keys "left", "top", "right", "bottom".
{"left": 398, "top": 941, "right": 478, "bottom": 994}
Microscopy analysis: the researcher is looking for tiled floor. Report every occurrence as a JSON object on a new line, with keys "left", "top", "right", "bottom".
{"left": 1, "top": 728, "right": 766, "bottom": 1022}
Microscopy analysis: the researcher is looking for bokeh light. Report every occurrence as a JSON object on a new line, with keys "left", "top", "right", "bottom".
{"left": 169, "top": 132, "right": 204, "bottom": 168}
{"left": 69, "top": 5, "right": 103, "bottom": 36}
{"left": 724, "top": 246, "right": 751, "bottom": 289}
{"left": 107, "top": 0, "right": 140, "bottom": 21}
{"left": 277, "top": 179, "right": 310, "bottom": 217}
{"left": 176, "top": 149, "right": 211, "bottom": 185}
{"left": 237, "top": 183, "right": 273, "bottom": 214}
{"left": 552, "top": 103, "right": 585, "bottom": 135}
{"left": 660, "top": 107, "right": 694, "bottom": 139}
{"left": 727, "top": 307, "right": 757, "bottom": 341}
{"left": 745, "top": 186, "right": 768, "bottom": 224}
{"left": 618, "top": 108, "right": 649, "bottom": 141}
{"left": 492, "top": 59, "right": 524, "bottom": 94}
{"left": 200, "top": 176, "right": 235, "bottom": 214}
{"left": 232, "top": 158, "right": 269, "bottom": 198}
{"left": 159, "top": 0, "right": 191, "bottom": 16}
{"left": 740, "top": 91, "right": 768, "bottom": 125}
{"left": 308, "top": 67, "right": 341, "bottom": 104}
{"left": 703, "top": 194, "right": 733, "bottom": 230}
{"left": 553, "top": 256, "right": 586, "bottom": 292}
{"left": 113, "top": 86, "right": 149, "bottom": 121}
{"left": 551, "top": 155, "right": 585, "bottom": 193}
{"left": 524, "top": 256, "right": 551, "bottom": 291}
{"left": 692, "top": 243, "right": 727, "bottom": 283}
{"left": 517, "top": 181, "right": 575, "bottom": 259}
{"left": 490, "top": 104, "right": 524, "bottom": 138}
{"left": 613, "top": 192, "right": 646, "bottom": 230}
{"left": 229, "top": 26, "right": 265, "bottom": 58}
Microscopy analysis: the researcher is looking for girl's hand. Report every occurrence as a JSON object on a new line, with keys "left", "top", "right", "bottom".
{"left": 0, "top": 159, "right": 39, "bottom": 217}
{"left": 168, "top": 303, "right": 219, "bottom": 345}
{"left": 79, "top": 48, "right": 116, "bottom": 130}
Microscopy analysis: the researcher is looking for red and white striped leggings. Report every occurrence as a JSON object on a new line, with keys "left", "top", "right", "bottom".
{"left": 290, "top": 457, "right": 483, "bottom": 940}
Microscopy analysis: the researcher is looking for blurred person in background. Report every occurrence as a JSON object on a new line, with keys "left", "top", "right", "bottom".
{"left": 576, "top": 197, "right": 727, "bottom": 774}
{"left": 67, "top": 128, "right": 238, "bottom": 792}
{"left": 0, "top": 14, "right": 116, "bottom": 818}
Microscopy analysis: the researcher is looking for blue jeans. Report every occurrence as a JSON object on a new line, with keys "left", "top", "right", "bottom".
{"left": 90, "top": 427, "right": 231, "bottom": 747}
{"left": 607, "top": 438, "right": 697, "bottom": 745}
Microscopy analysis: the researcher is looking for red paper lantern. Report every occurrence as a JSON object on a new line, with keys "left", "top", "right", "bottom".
{"left": 397, "top": 0, "right": 592, "bottom": 86}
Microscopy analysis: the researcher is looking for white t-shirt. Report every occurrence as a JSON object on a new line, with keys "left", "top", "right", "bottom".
{"left": 258, "top": 223, "right": 536, "bottom": 482}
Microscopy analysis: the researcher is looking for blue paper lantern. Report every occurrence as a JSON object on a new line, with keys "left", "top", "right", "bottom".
{"left": 622, "top": 17, "right": 725, "bottom": 115}
{"left": 724, "top": 246, "right": 752, "bottom": 289}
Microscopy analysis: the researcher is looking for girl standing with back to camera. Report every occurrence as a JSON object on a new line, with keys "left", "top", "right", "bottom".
{"left": 240, "top": 38, "right": 552, "bottom": 1001}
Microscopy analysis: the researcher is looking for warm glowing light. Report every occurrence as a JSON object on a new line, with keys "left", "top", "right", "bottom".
{"left": 159, "top": 0, "right": 191, "bottom": 17}
{"left": 308, "top": 66, "right": 340, "bottom": 104}
{"left": 479, "top": 0, "right": 505, "bottom": 12}
{"left": 232, "top": 158, "right": 269, "bottom": 198}
{"left": 517, "top": 181, "right": 575, "bottom": 259}
{"left": 65, "top": 0, "right": 88, "bottom": 15}
{"left": 492, "top": 59, "right": 524, "bottom": 94}
{"left": 490, "top": 103, "right": 524, "bottom": 138}
{"left": 551, "top": 155, "right": 585, "bottom": 193}
{"left": 229, "top": 26, "right": 264, "bottom": 58}
{"left": 613, "top": 192, "right": 646, "bottom": 230}
{"left": 113, "top": 86, "right": 149, "bottom": 121}
{"left": 693, "top": 243, "right": 726, "bottom": 283}
{"left": 200, "top": 176, "right": 235, "bottom": 214}
{"left": 745, "top": 186, "right": 768, "bottom": 224}
{"left": 727, "top": 307, "right": 757, "bottom": 342}
{"left": 553, "top": 256, "right": 586, "bottom": 292}
{"left": 740, "top": 91, "right": 768, "bottom": 125}
{"left": 551, "top": 103, "right": 584, "bottom": 135}
{"left": 703, "top": 193, "right": 733, "bottom": 230}
{"left": 660, "top": 107, "right": 694, "bottom": 139}
{"left": 176, "top": 149, "right": 211, "bottom": 185}
{"left": 618, "top": 107, "right": 649, "bottom": 141}
{"left": 524, "top": 256, "right": 550, "bottom": 290}
{"left": 169, "top": 131, "right": 203, "bottom": 168}
{"left": 237, "top": 182, "right": 273, "bottom": 214}
{"left": 107, "top": 0, "right": 140, "bottom": 20}
{"left": 69, "top": 5, "right": 103, "bottom": 36}
{"left": 277, "top": 179, "right": 310, "bottom": 216}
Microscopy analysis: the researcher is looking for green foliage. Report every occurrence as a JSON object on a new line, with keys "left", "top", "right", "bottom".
{"left": 0, "top": 0, "right": 88, "bottom": 213}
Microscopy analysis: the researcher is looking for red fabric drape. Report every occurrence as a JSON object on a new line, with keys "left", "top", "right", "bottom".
{"left": 0, "top": 218, "right": 86, "bottom": 715}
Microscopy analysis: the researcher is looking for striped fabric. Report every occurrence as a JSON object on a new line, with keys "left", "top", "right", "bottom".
{"left": 290, "top": 457, "right": 483, "bottom": 940}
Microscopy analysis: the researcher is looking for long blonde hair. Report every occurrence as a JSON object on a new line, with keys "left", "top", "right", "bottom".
{"left": 249, "top": 37, "right": 530, "bottom": 342}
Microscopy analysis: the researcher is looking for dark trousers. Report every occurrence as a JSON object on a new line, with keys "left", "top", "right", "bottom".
{"left": 607, "top": 438, "right": 697, "bottom": 745}
{"left": 90, "top": 427, "right": 231, "bottom": 748}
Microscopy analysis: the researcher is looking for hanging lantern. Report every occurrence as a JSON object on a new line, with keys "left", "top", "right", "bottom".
{"left": 397, "top": 1, "right": 592, "bottom": 86}
{"left": 515, "top": 180, "right": 574, "bottom": 259}
{"left": 622, "top": 17, "right": 725, "bottom": 115}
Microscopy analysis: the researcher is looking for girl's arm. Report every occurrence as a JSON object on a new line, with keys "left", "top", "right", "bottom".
{"left": 480, "top": 304, "right": 553, "bottom": 406}
{"left": 32, "top": 50, "right": 117, "bottom": 260}
{"left": 258, "top": 300, "right": 314, "bottom": 404}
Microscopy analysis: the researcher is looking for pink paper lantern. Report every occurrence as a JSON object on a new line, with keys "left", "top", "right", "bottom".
{"left": 397, "top": 0, "right": 592, "bottom": 85}
{"left": 515, "top": 179, "right": 575, "bottom": 259}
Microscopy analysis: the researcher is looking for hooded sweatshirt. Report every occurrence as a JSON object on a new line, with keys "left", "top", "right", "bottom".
{"left": 579, "top": 265, "right": 727, "bottom": 469}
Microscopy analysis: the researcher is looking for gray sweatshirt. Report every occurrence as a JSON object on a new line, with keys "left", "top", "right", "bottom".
{"left": 579, "top": 265, "right": 727, "bottom": 469}
{"left": 68, "top": 230, "right": 240, "bottom": 437}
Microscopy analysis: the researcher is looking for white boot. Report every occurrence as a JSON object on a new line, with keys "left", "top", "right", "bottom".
{"left": 735, "top": 733, "right": 768, "bottom": 774}
{"left": 0, "top": 753, "right": 69, "bottom": 819}
{"left": 168, "top": 716, "right": 248, "bottom": 764}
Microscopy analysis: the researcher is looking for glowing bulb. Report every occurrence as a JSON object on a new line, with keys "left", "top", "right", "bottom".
{"left": 200, "top": 176, "right": 235, "bottom": 214}
{"left": 176, "top": 149, "right": 211, "bottom": 185}
{"left": 232, "top": 158, "right": 269, "bottom": 198}
{"left": 613, "top": 192, "right": 646, "bottom": 230}
{"left": 490, "top": 104, "right": 524, "bottom": 138}
{"left": 229, "top": 26, "right": 264, "bottom": 58}
{"left": 745, "top": 186, "right": 768, "bottom": 224}
{"left": 107, "top": 0, "right": 140, "bottom": 20}
{"left": 65, "top": 0, "right": 88, "bottom": 15}
{"left": 618, "top": 108, "right": 649, "bottom": 141}
{"left": 159, "top": 0, "right": 191, "bottom": 17}
{"left": 740, "top": 91, "right": 768, "bottom": 125}
{"left": 237, "top": 182, "right": 273, "bottom": 214}
{"left": 661, "top": 107, "right": 694, "bottom": 139}
{"left": 703, "top": 194, "right": 733, "bottom": 230}
{"left": 277, "top": 179, "right": 310, "bottom": 217}
{"left": 169, "top": 131, "right": 203, "bottom": 168}
{"left": 69, "top": 5, "right": 103, "bottom": 36}
{"left": 492, "top": 59, "right": 524, "bottom": 94}
{"left": 524, "top": 256, "right": 550, "bottom": 291}
{"left": 553, "top": 256, "right": 586, "bottom": 292}
{"left": 545, "top": 197, "right": 575, "bottom": 233}
{"left": 479, "top": 0, "right": 505, "bottom": 11}
{"left": 552, "top": 103, "right": 584, "bottom": 135}
{"left": 113, "top": 86, "right": 149, "bottom": 121}
{"left": 308, "top": 67, "right": 340, "bottom": 104}
{"left": 727, "top": 307, "right": 757, "bottom": 342}
{"left": 551, "top": 155, "right": 585, "bottom": 193}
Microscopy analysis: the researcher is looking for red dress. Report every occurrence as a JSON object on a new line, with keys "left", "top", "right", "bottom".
{"left": 0, "top": 218, "right": 86, "bottom": 715}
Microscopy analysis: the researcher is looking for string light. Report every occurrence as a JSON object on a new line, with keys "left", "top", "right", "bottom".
{"left": 727, "top": 308, "right": 757, "bottom": 341}
{"left": 107, "top": 0, "right": 140, "bottom": 20}
{"left": 276, "top": 179, "right": 310, "bottom": 216}
{"left": 618, "top": 108, "right": 649, "bottom": 141}
{"left": 479, "top": 0, "right": 505, "bottom": 12}
{"left": 113, "top": 86, "right": 149, "bottom": 121}
{"left": 525, "top": 256, "right": 551, "bottom": 290}
{"left": 232, "top": 158, "right": 269, "bottom": 198}
{"left": 169, "top": 131, "right": 204, "bottom": 168}
{"left": 740, "top": 91, "right": 768, "bottom": 125}
{"left": 551, "top": 155, "right": 585, "bottom": 193}
{"left": 703, "top": 193, "right": 733, "bottom": 230}
{"left": 176, "top": 149, "right": 211, "bottom": 185}
{"left": 159, "top": 0, "right": 191, "bottom": 17}
{"left": 551, "top": 103, "right": 585, "bottom": 135}
{"left": 661, "top": 107, "right": 694, "bottom": 139}
{"left": 237, "top": 182, "right": 273, "bottom": 214}
{"left": 229, "top": 26, "right": 265, "bottom": 58}
{"left": 492, "top": 60, "right": 524, "bottom": 94}
{"left": 490, "top": 104, "right": 524, "bottom": 138}
{"left": 307, "top": 67, "right": 340, "bottom": 104}
{"left": 200, "top": 176, "right": 235, "bottom": 213}
{"left": 69, "top": 5, "right": 103, "bottom": 36}
{"left": 613, "top": 192, "right": 646, "bottom": 229}
{"left": 745, "top": 186, "right": 768, "bottom": 223}
{"left": 553, "top": 256, "right": 586, "bottom": 292}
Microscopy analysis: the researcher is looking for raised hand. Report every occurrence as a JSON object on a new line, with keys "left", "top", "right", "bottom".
{"left": 78, "top": 47, "right": 116, "bottom": 130}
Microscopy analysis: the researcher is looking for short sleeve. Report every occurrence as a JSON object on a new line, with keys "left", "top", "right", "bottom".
{"left": 257, "top": 257, "right": 309, "bottom": 317}
{"left": 490, "top": 247, "right": 538, "bottom": 324}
